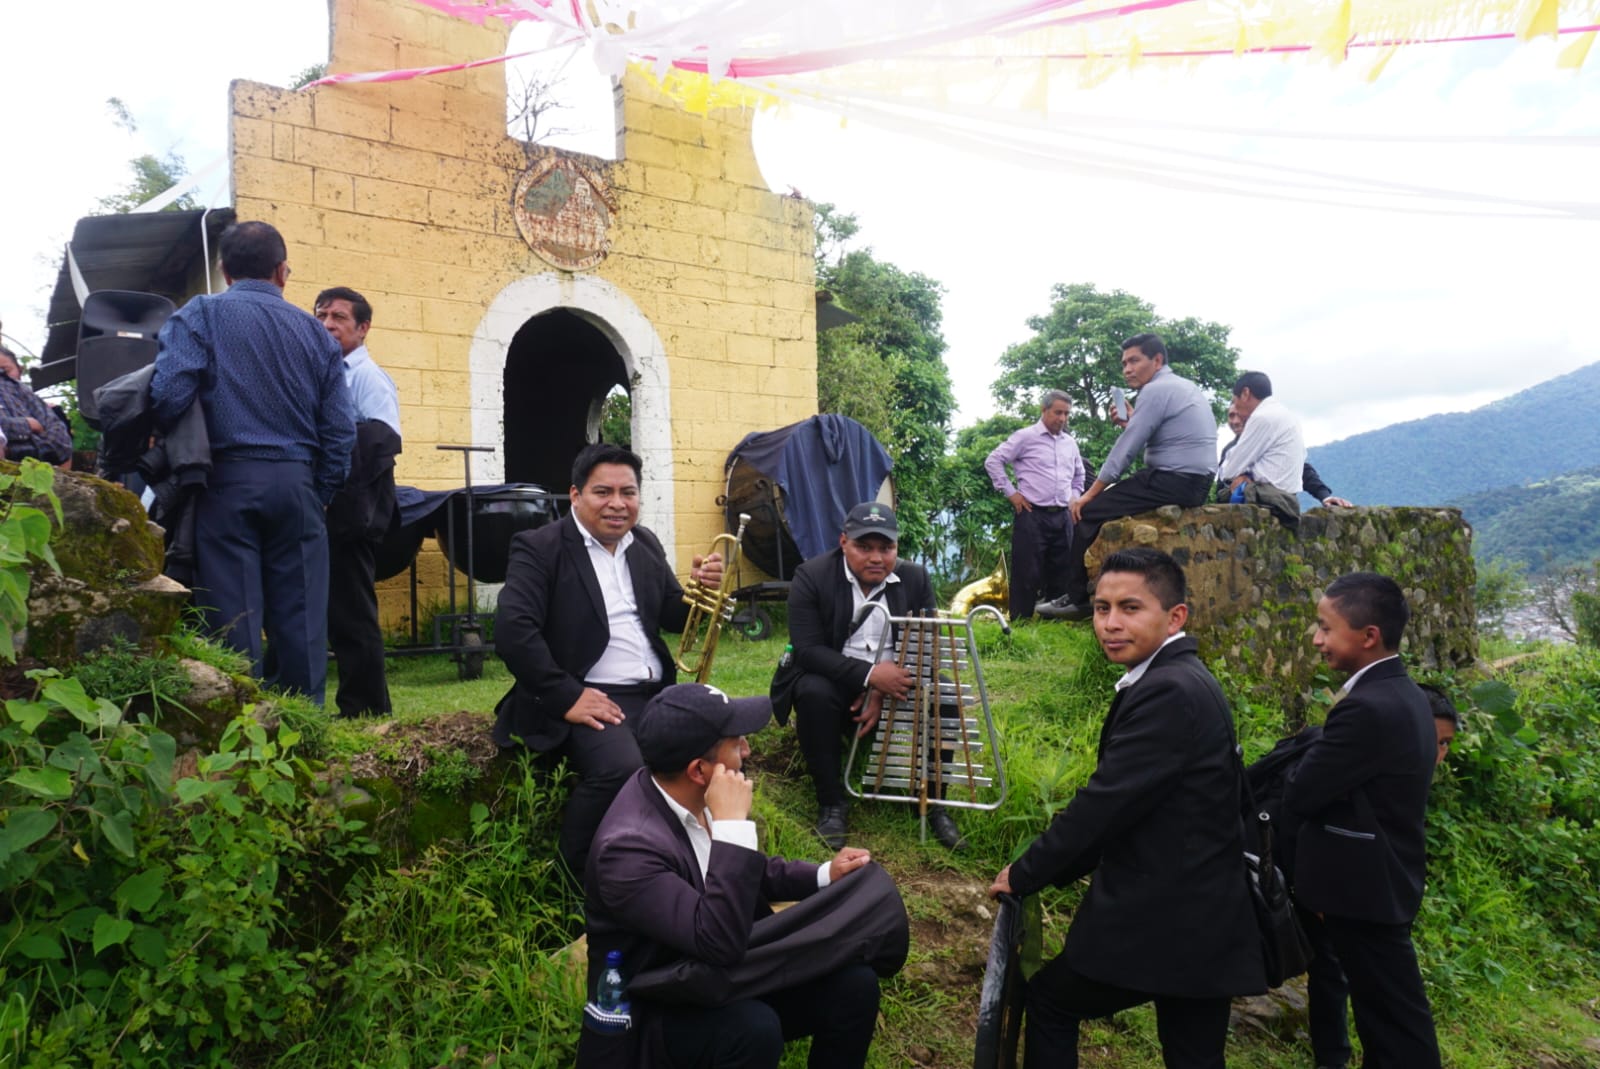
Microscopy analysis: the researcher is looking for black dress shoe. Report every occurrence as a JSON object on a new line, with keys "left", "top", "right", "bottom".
{"left": 816, "top": 804, "right": 849, "bottom": 850}
{"left": 927, "top": 809, "right": 968, "bottom": 851}
{"left": 1035, "top": 595, "right": 1092, "bottom": 621}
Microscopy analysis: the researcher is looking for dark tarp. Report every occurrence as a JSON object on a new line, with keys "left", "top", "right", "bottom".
{"left": 726, "top": 414, "right": 892, "bottom": 564}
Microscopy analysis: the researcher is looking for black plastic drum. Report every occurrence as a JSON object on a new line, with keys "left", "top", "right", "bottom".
{"left": 723, "top": 456, "right": 801, "bottom": 581}
{"left": 437, "top": 485, "right": 561, "bottom": 583}
{"left": 374, "top": 516, "right": 428, "bottom": 582}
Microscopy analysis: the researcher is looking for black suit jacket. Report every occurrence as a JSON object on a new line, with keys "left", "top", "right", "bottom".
{"left": 786, "top": 546, "right": 938, "bottom": 694}
{"left": 492, "top": 514, "right": 689, "bottom": 751}
{"left": 1007, "top": 637, "right": 1265, "bottom": 998}
{"left": 1285, "top": 657, "right": 1435, "bottom": 925}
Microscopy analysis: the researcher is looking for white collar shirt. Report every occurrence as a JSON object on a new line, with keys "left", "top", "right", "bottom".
{"left": 1217, "top": 395, "right": 1305, "bottom": 494}
{"left": 650, "top": 777, "right": 830, "bottom": 889}
{"left": 573, "top": 516, "right": 665, "bottom": 685}
{"left": 1340, "top": 654, "right": 1400, "bottom": 697}
{"left": 841, "top": 557, "right": 901, "bottom": 665}
{"left": 1114, "top": 631, "right": 1188, "bottom": 692}
{"left": 341, "top": 344, "right": 402, "bottom": 437}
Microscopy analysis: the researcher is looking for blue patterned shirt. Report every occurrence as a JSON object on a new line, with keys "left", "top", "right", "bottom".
{"left": 151, "top": 279, "right": 355, "bottom": 502}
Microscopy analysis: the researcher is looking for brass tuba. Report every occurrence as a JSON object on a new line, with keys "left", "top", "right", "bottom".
{"left": 675, "top": 513, "right": 750, "bottom": 684}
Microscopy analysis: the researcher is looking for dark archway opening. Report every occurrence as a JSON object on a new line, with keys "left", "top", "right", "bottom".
{"left": 503, "top": 308, "right": 627, "bottom": 491}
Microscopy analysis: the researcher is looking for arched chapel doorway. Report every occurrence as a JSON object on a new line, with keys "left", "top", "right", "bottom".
{"left": 469, "top": 274, "right": 676, "bottom": 555}
{"left": 502, "top": 308, "right": 626, "bottom": 492}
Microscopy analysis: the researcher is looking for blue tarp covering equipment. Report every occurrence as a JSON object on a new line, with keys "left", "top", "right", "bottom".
{"left": 722, "top": 414, "right": 893, "bottom": 580}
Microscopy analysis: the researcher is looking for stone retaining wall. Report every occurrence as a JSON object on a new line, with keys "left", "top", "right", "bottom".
{"left": 1085, "top": 504, "right": 1477, "bottom": 712}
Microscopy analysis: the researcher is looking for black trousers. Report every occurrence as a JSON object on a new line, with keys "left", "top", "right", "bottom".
{"left": 1024, "top": 955, "right": 1232, "bottom": 1069}
{"left": 658, "top": 962, "right": 880, "bottom": 1069}
{"left": 1009, "top": 506, "right": 1073, "bottom": 619}
{"left": 555, "top": 684, "right": 660, "bottom": 882}
{"left": 194, "top": 458, "right": 329, "bottom": 704}
{"left": 328, "top": 533, "right": 391, "bottom": 717}
{"left": 1062, "top": 469, "right": 1214, "bottom": 603}
{"left": 1300, "top": 906, "right": 1352, "bottom": 1068}
{"left": 793, "top": 673, "right": 861, "bottom": 807}
{"left": 1321, "top": 916, "right": 1440, "bottom": 1069}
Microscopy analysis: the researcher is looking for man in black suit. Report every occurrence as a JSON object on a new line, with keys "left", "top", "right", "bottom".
{"left": 579, "top": 683, "right": 900, "bottom": 1069}
{"left": 492, "top": 443, "right": 721, "bottom": 881}
{"left": 785, "top": 502, "right": 967, "bottom": 851}
{"left": 989, "top": 547, "right": 1264, "bottom": 1068}
{"left": 1286, "top": 572, "right": 1442, "bottom": 1068}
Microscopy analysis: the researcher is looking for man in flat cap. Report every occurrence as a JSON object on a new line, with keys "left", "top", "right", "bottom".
{"left": 579, "top": 683, "right": 908, "bottom": 1069}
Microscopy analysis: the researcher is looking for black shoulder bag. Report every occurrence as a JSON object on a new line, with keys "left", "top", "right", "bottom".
{"left": 1227, "top": 721, "right": 1314, "bottom": 988}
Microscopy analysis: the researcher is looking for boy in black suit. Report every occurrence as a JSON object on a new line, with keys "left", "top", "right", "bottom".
{"left": 989, "top": 547, "right": 1264, "bottom": 1068}
{"left": 1286, "top": 572, "right": 1442, "bottom": 1068}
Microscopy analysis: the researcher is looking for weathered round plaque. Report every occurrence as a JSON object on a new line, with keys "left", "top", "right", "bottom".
{"left": 513, "top": 155, "right": 616, "bottom": 270}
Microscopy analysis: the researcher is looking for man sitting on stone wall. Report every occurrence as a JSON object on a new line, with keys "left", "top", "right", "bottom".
{"left": 1216, "top": 371, "right": 1307, "bottom": 527}
{"left": 1038, "top": 333, "right": 1217, "bottom": 621}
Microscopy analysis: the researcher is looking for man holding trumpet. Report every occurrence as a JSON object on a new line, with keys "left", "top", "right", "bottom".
{"left": 492, "top": 443, "right": 723, "bottom": 883}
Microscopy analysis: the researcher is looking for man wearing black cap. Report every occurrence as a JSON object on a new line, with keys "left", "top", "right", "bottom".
{"left": 580, "top": 683, "right": 904, "bottom": 1069}
{"left": 783, "top": 502, "right": 964, "bottom": 850}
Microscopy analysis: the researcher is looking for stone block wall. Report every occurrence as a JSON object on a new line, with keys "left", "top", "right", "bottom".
{"left": 227, "top": 0, "right": 817, "bottom": 622}
{"left": 1086, "top": 505, "right": 1478, "bottom": 713}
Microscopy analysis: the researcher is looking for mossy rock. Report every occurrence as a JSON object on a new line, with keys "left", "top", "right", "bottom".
{"left": 20, "top": 466, "right": 186, "bottom": 665}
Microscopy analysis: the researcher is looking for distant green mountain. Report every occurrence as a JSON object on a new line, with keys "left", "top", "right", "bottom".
{"left": 1448, "top": 466, "right": 1600, "bottom": 573}
{"left": 1306, "top": 361, "right": 1600, "bottom": 507}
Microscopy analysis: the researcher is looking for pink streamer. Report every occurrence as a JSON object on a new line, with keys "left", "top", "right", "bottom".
{"left": 305, "top": 1, "right": 1600, "bottom": 92}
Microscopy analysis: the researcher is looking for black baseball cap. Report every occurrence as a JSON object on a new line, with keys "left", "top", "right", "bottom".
{"left": 843, "top": 501, "right": 898, "bottom": 541}
{"left": 634, "top": 684, "right": 773, "bottom": 772}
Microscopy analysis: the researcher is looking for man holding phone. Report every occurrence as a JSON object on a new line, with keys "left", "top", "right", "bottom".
{"left": 1039, "top": 333, "right": 1217, "bottom": 621}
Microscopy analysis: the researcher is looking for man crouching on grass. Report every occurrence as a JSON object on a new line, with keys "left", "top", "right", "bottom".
{"left": 578, "top": 683, "right": 909, "bottom": 1069}
{"left": 990, "top": 548, "right": 1264, "bottom": 1068}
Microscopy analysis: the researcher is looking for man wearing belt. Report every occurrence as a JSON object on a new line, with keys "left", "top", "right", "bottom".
{"left": 150, "top": 221, "right": 354, "bottom": 703}
{"left": 492, "top": 443, "right": 722, "bottom": 882}
{"left": 984, "top": 389, "right": 1086, "bottom": 620}
{"left": 1039, "top": 333, "right": 1217, "bottom": 622}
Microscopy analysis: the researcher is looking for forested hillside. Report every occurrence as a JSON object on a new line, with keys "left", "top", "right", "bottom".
{"left": 1450, "top": 466, "right": 1600, "bottom": 572}
{"left": 1307, "top": 360, "right": 1600, "bottom": 506}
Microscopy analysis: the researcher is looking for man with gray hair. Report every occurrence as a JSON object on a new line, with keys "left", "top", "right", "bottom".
{"left": 984, "top": 389, "right": 1086, "bottom": 619}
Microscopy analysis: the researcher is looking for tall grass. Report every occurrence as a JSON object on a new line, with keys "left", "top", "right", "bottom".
{"left": 292, "top": 616, "right": 1599, "bottom": 1067}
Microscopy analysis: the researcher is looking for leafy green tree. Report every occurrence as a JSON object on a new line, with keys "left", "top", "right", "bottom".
{"left": 991, "top": 283, "right": 1239, "bottom": 469}
{"left": 95, "top": 98, "right": 196, "bottom": 214}
{"left": 814, "top": 204, "right": 954, "bottom": 558}
{"left": 1475, "top": 556, "right": 1530, "bottom": 636}
{"left": 935, "top": 414, "right": 1029, "bottom": 581}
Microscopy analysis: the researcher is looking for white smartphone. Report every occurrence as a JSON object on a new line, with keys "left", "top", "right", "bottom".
{"left": 1111, "top": 386, "right": 1130, "bottom": 422}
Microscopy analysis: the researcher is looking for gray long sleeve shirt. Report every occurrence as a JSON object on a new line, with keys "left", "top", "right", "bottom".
{"left": 1099, "top": 366, "right": 1218, "bottom": 483}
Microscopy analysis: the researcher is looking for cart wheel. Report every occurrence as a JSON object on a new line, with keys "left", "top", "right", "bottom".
{"left": 738, "top": 606, "right": 773, "bottom": 642}
{"left": 458, "top": 629, "right": 486, "bottom": 681}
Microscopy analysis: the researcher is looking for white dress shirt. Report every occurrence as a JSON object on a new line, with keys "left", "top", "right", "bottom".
{"left": 651, "top": 777, "right": 830, "bottom": 889}
{"left": 1218, "top": 395, "right": 1305, "bottom": 494}
{"left": 1114, "top": 631, "right": 1188, "bottom": 692}
{"left": 841, "top": 558, "right": 900, "bottom": 665}
{"left": 573, "top": 516, "right": 665, "bottom": 685}
{"left": 342, "top": 344, "right": 402, "bottom": 436}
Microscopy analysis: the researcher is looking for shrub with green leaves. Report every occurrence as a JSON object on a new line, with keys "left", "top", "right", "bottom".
{"left": 0, "top": 680, "right": 375, "bottom": 1066}
{"left": 0, "top": 458, "right": 63, "bottom": 660}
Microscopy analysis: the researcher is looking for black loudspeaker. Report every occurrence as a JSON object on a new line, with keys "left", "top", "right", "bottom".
{"left": 76, "top": 290, "right": 175, "bottom": 427}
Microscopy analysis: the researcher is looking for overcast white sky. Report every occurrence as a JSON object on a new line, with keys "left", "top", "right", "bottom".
{"left": 3, "top": 1, "right": 1596, "bottom": 447}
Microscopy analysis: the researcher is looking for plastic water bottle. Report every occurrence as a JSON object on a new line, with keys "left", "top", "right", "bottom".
{"left": 778, "top": 643, "right": 794, "bottom": 670}
{"left": 597, "top": 950, "right": 628, "bottom": 1014}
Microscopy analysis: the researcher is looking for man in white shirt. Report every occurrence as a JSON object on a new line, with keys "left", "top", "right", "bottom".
{"left": 1217, "top": 372, "right": 1306, "bottom": 524}
{"left": 315, "top": 287, "right": 403, "bottom": 718}
{"left": 492, "top": 443, "right": 722, "bottom": 882}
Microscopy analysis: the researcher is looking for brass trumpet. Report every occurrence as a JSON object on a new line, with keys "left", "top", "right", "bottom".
{"left": 675, "top": 513, "right": 750, "bottom": 684}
